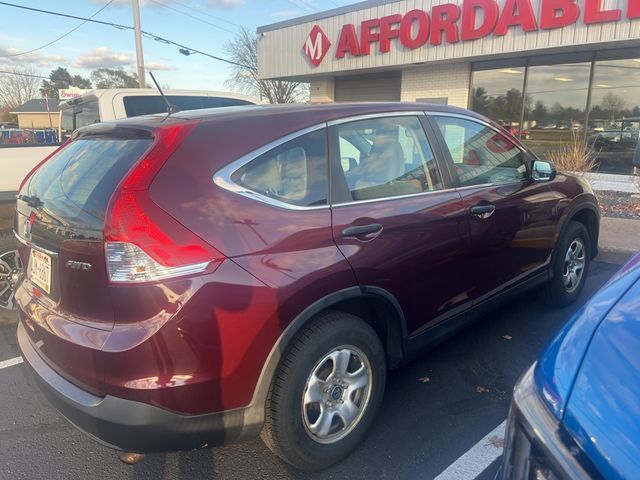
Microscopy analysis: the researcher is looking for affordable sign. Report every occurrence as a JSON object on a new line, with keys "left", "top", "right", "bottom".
{"left": 303, "top": 0, "right": 640, "bottom": 66}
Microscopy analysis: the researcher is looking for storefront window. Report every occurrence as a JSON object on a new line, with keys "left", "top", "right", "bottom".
{"left": 470, "top": 68, "right": 525, "bottom": 133}
{"left": 523, "top": 63, "right": 591, "bottom": 157}
{"left": 587, "top": 59, "right": 640, "bottom": 174}
{"left": 471, "top": 54, "right": 639, "bottom": 175}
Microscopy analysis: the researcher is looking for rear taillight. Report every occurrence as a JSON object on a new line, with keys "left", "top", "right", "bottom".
{"left": 104, "top": 120, "right": 224, "bottom": 283}
{"left": 18, "top": 140, "right": 70, "bottom": 193}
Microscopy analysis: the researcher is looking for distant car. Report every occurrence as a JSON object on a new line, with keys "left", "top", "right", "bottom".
{"left": 59, "top": 88, "right": 258, "bottom": 140}
{"left": 0, "top": 122, "right": 19, "bottom": 129}
{"left": 15, "top": 103, "right": 600, "bottom": 470}
{"left": 499, "top": 252, "right": 640, "bottom": 480}
{"left": 507, "top": 126, "right": 530, "bottom": 140}
{"left": 588, "top": 118, "right": 640, "bottom": 152}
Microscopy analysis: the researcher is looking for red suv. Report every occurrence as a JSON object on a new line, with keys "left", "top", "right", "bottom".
{"left": 14, "top": 103, "right": 599, "bottom": 470}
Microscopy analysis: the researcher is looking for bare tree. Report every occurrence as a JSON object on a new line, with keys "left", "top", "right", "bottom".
{"left": 0, "top": 66, "right": 42, "bottom": 111}
{"left": 600, "top": 92, "right": 626, "bottom": 122}
{"left": 223, "top": 28, "right": 308, "bottom": 104}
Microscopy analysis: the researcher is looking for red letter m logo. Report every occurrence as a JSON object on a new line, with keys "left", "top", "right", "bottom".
{"left": 304, "top": 25, "right": 331, "bottom": 67}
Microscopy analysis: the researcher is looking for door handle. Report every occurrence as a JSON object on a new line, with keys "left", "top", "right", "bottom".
{"left": 469, "top": 204, "right": 496, "bottom": 219}
{"left": 341, "top": 223, "right": 383, "bottom": 238}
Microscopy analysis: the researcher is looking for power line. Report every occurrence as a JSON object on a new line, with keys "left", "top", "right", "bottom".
{"left": 291, "top": 0, "right": 318, "bottom": 13}
{"left": 0, "top": 1, "right": 130, "bottom": 30}
{"left": 285, "top": 0, "right": 314, "bottom": 14}
{"left": 141, "top": 31, "right": 254, "bottom": 70}
{"left": 0, "top": 1, "right": 254, "bottom": 70}
{"left": 171, "top": 0, "right": 244, "bottom": 30}
{"left": 148, "top": 0, "right": 237, "bottom": 35}
{"left": 0, "top": 69, "right": 49, "bottom": 80}
{"left": 0, "top": 0, "right": 114, "bottom": 58}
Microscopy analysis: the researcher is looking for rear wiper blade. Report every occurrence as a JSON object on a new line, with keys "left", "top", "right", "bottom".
{"left": 17, "top": 194, "right": 43, "bottom": 208}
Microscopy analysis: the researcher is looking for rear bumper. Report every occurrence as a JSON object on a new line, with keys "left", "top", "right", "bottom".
{"left": 17, "top": 322, "right": 262, "bottom": 453}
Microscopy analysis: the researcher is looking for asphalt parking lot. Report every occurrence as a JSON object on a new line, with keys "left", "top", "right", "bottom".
{"left": 0, "top": 256, "right": 627, "bottom": 480}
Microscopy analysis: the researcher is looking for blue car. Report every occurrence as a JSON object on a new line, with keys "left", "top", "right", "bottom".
{"left": 500, "top": 253, "right": 640, "bottom": 480}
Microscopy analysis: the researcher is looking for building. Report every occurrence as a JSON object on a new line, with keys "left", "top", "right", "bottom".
{"left": 257, "top": 0, "right": 640, "bottom": 174}
{"left": 10, "top": 98, "right": 61, "bottom": 130}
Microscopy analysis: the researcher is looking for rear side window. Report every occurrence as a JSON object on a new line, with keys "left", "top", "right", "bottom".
{"left": 27, "top": 136, "right": 151, "bottom": 225}
{"left": 123, "top": 95, "right": 253, "bottom": 117}
{"left": 231, "top": 129, "right": 328, "bottom": 207}
{"left": 334, "top": 116, "right": 442, "bottom": 202}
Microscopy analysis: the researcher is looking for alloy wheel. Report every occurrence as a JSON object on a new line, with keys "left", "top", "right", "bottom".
{"left": 563, "top": 238, "right": 586, "bottom": 294}
{"left": 301, "top": 346, "right": 372, "bottom": 444}
{"left": 0, "top": 249, "right": 22, "bottom": 310}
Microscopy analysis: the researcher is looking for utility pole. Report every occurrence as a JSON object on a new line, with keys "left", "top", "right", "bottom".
{"left": 132, "top": 0, "right": 146, "bottom": 88}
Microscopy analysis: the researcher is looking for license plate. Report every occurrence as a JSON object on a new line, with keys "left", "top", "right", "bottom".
{"left": 30, "top": 249, "right": 51, "bottom": 294}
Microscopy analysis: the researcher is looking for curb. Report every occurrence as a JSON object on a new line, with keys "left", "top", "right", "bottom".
{"left": 595, "top": 248, "right": 636, "bottom": 266}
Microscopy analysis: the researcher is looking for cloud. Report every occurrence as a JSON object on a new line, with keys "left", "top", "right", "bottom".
{"left": 0, "top": 47, "right": 66, "bottom": 68}
{"left": 271, "top": 10, "right": 301, "bottom": 18}
{"left": 144, "top": 61, "right": 176, "bottom": 71}
{"left": 74, "top": 47, "right": 133, "bottom": 69}
{"left": 207, "top": 0, "right": 244, "bottom": 9}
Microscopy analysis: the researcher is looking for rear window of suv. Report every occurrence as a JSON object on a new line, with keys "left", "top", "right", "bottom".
{"left": 27, "top": 136, "right": 152, "bottom": 228}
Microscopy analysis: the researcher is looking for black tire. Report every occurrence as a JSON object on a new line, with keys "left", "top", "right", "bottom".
{"left": 541, "top": 221, "right": 591, "bottom": 307}
{"left": 261, "top": 311, "right": 386, "bottom": 470}
{"left": 0, "top": 230, "right": 21, "bottom": 311}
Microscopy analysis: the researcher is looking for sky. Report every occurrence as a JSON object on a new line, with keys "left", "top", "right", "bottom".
{"left": 0, "top": 0, "right": 355, "bottom": 94}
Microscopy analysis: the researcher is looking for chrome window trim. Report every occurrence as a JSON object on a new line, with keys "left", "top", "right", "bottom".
{"left": 213, "top": 112, "right": 530, "bottom": 211}
{"left": 212, "top": 123, "right": 330, "bottom": 211}
{"left": 455, "top": 182, "right": 495, "bottom": 191}
{"left": 327, "top": 111, "right": 427, "bottom": 127}
{"left": 332, "top": 188, "right": 452, "bottom": 208}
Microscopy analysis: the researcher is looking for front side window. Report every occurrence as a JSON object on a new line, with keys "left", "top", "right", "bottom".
{"left": 434, "top": 116, "right": 527, "bottom": 187}
{"left": 231, "top": 129, "right": 328, "bottom": 207}
{"left": 335, "top": 116, "right": 442, "bottom": 202}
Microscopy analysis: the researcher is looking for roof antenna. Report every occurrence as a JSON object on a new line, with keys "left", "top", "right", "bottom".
{"left": 148, "top": 71, "right": 180, "bottom": 117}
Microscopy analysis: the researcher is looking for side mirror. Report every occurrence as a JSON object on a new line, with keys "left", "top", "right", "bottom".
{"left": 532, "top": 160, "right": 556, "bottom": 182}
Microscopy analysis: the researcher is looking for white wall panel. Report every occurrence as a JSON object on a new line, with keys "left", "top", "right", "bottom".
{"left": 258, "top": 0, "right": 640, "bottom": 80}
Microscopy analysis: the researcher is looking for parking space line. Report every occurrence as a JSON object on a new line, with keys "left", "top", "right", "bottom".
{"left": 433, "top": 420, "right": 506, "bottom": 480}
{"left": 0, "top": 356, "right": 23, "bottom": 370}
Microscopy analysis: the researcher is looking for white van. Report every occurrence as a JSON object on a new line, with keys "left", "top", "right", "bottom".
{"left": 59, "top": 88, "right": 258, "bottom": 139}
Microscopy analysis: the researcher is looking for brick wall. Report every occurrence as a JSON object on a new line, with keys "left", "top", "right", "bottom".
{"left": 400, "top": 63, "right": 471, "bottom": 108}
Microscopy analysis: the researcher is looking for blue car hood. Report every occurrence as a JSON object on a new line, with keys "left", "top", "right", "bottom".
{"left": 535, "top": 253, "right": 640, "bottom": 480}
{"left": 562, "top": 277, "right": 640, "bottom": 480}
{"left": 535, "top": 254, "right": 640, "bottom": 419}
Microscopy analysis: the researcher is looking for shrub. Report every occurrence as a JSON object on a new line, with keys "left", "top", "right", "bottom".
{"left": 546, "top": 130, "right": 597, "bottom": 174}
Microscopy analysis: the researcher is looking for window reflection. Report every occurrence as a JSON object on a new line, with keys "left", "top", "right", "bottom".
{"left": 587, "top": 59, "right": 640, "bottom": 174}
{"left": 470, "top": 68, "right": 525, "bottom": 137}
{"left": 470, "top": 57, "right": 640, "bottom": 175}
{"left": 523, "top": 63, "right": 591, "bottom": 157}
